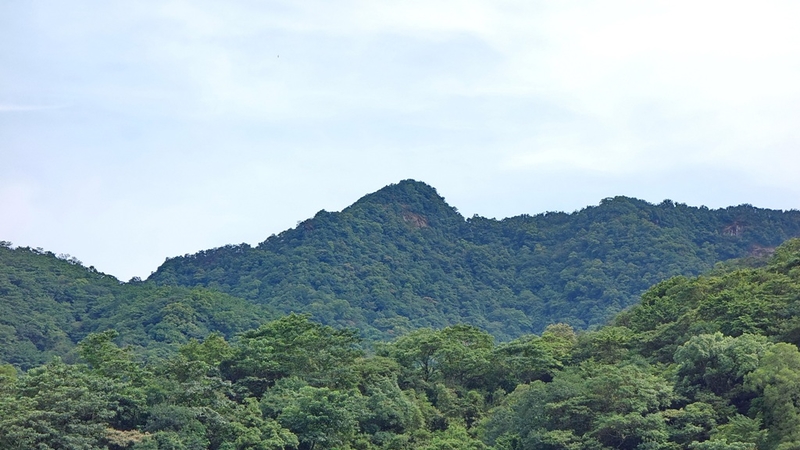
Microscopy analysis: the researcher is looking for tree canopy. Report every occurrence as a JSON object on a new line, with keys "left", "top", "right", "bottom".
{"left": 149, "top": 180, "right": 800, "bottom": 340}
{"left": 1, "top": 239, "right": 800, "bottom": 448}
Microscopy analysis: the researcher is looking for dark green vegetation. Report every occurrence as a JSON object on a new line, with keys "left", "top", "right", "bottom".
{"left": 4, "top": 180, "right": 800, "bottom": 368}
{"left": 0, "top": 241, "right": 274, "bottom": 369}
{"left": 2, "top": 239, "right": 800, "bottom": 449}
{"left": 151, "top": 180, "right": 800, "bottom": 339}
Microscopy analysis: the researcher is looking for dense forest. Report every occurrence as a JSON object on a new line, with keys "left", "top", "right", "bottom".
{"left": 151, "top": 180, "right": 800, "bottom": 339}
{"left": 4, "top": 180, "right": 800, "bottom": 368}
{"left": 0, "top": 242, "right": 274, "bottom": 369}
{"left": 2, "top": 238, "right": 800, "bottom": 449}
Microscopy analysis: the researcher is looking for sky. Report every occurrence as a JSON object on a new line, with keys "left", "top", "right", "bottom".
{"left": 2, "top": 1, "right": 800, "bottom": 281}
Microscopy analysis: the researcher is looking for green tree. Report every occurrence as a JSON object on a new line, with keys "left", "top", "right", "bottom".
{"left": 221, "top": 314, "right": 363, "bottom": 396}
{"left": 491, "top": 335, "right": 561, "bottom": 388}
{"left": 276, "top": 386, "right": 360, "bottom": 450}
{"left": 480, "top": 361, "right": 677, "bottom": 450}
{"left": 746, "top": 343, "right": 800, "bottom": 449}
{"left": 674, "top": 333, "right": 771, "bottom": 403}
{"left": 380, "top": 328, "right": 444, "bottom": 385}
{"left": 422, "top": 423, "right": 487, "bottom": 450}
{"left": 381, "top": 325, "right": 493, "bottom": 390}
{"left": 79, "top": 329, "right": 146, "bottom": 383}
{"left": 697, "top": 414, "right": 768, "bottom": 450}
{"left": 0, "top": 358, "right": 117, "bottom": 449}
{"left": 229, "top": 398, "right": 299, "bottom": 450}
{"left": 437, "top": 325, "right": 494, "bottom": 389}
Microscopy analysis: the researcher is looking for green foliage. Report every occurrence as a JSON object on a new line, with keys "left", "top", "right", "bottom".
{"left": 0, "top": 358, "right": 118, "bottom": 449}
{"left": 703, "top": 414, "right": 768, "bottom": 450}
{"left": 746, "top": 343, "right": 800, "bottom": 449}
{"left": 379, "top": 324, "right": 496, "bottom": 399}
{"left": 221, "top": 314, "right": 363, "bottom": 396}
{"left": 422, "top": 423, "right": 487, "bottom": 450}
{"left": 4, "top": 182, "right": 800, "bottom": 369}
{"left": 577, "top": 326, "right": 635, "bottom": 363}
{"left": 79, "top": 329, "right": 146, "bottom": 384}
{"left": 2, "top": 245, "right": 800, "bottom": 450}
{"left": 276, "top": 385, "right": 360, "bottom": 450}
{"left": 360, "top": 376, "right": 423, "bottom": 436}
{"left": 480, "top": 361, "right": 677, "bottom": 450}
{"left": 662, "top": 402, "right": 718, "bottom": 446}
{"left": 618, "top": 239, "right": 800, "bottom": 363}
{"left": 0, "top": 244, "right": 274, "bottom": 369}
{"left": 229, "top": 398, "right": 299, "bottom": 450}
{"left": 475, "top": 239, "right": 800, "bottom": 449}
{"left": 149, "top": 181, "right": 800, "bottom": 341}
{"left": 491, "top": 334, "right": 562, "bottom": 387}
{"left": 674, "top": 333, "right": 770, "bottom": 401}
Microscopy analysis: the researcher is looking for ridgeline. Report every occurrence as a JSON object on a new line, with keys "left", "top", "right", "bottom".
{"left": 3, "top": 179, "right": 800, "bottom": 368}
{"left": 150, "top": 180, "right": 800, "bottom": 339}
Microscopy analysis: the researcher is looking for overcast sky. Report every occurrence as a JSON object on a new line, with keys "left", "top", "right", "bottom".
{"left": 2, "top": 1, "right": 800, "bottom": 280}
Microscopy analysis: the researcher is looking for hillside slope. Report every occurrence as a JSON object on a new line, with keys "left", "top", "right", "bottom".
{"left": 0, "top": 242, "right": 273, "bottom": 369}
{"left": 149, "top": 180, "right": 800, "bottom": 339}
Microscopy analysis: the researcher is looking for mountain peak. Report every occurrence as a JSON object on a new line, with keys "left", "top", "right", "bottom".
{"left": 346, "top": 180, "right": 464, "bottom": 228}
{"left": 357, "top": 179, "right": 441, "bottom": 203}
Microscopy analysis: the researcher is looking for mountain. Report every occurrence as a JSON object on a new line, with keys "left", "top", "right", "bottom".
{"left": 148, "top": 179, "right": 800, "bottom": 340}
{"left": 4, "top": 179, "right": 800, "bottom": 368}
{"left": 0, "top": 242, "right": 274, "bottom": 369}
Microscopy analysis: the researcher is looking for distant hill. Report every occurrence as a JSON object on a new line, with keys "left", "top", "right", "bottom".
{"left": 3, "top": 179, "right": 800, "bottom": 368}
{"left": 0, "top": 242, "right": 273, "bottom": 369}
{"left": 148, "top": 179, "right": 800, "bottom": 340}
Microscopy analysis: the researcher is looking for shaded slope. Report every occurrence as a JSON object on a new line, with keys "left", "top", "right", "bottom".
{"left": 0, "top": 242, "right": 274, "bottom": 369}
{"left": 149, "top": 180, "right": 800, "bottom": 339}
{"left": 616, "top": 237, "right": 800, "bottom": 362}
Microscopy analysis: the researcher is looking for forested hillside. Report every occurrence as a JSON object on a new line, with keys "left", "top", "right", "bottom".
{"left": 0, "top": 242, "right": 273, "bottom": 369}
{"left": 2, "top": 239, "right": 800, "bottom": 450}
{"left": 4, "top": 180, "right": 800, "bottom": 367}
{"left": 150, "top": 180, "right": 800, "bottom": 340}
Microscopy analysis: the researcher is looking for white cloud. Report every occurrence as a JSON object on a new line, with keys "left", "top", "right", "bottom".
{"left": 3, "top": 0, "right": 800, "bottom": 278}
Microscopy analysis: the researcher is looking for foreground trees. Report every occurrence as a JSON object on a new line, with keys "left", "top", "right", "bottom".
{"left": 2, "top": 321, "right": 798, "bottom": 450}
{"left": 2, "top": 239, "right": 800, "bottom": 449}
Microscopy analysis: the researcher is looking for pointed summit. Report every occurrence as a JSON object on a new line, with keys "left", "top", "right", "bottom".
{"left": 346, "top": 180, "right": 464, "bottom": 229}
{"left": 148, "top": 180, "right": 800, "bottom": 342}
{"left": 352, "top": 180, "right": 442, "bottom": 207}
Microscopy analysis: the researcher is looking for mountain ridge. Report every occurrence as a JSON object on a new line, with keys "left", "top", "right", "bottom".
{"left": 148, "top": 180, "right": 800, "bottom": 340}
{"left": 3, "top": 179, "right": 800, "bottom": 367}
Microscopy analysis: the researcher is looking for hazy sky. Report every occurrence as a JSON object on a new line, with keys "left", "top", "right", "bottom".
{"left": 2, "top": 1, "right": 800, "bottom": 280}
